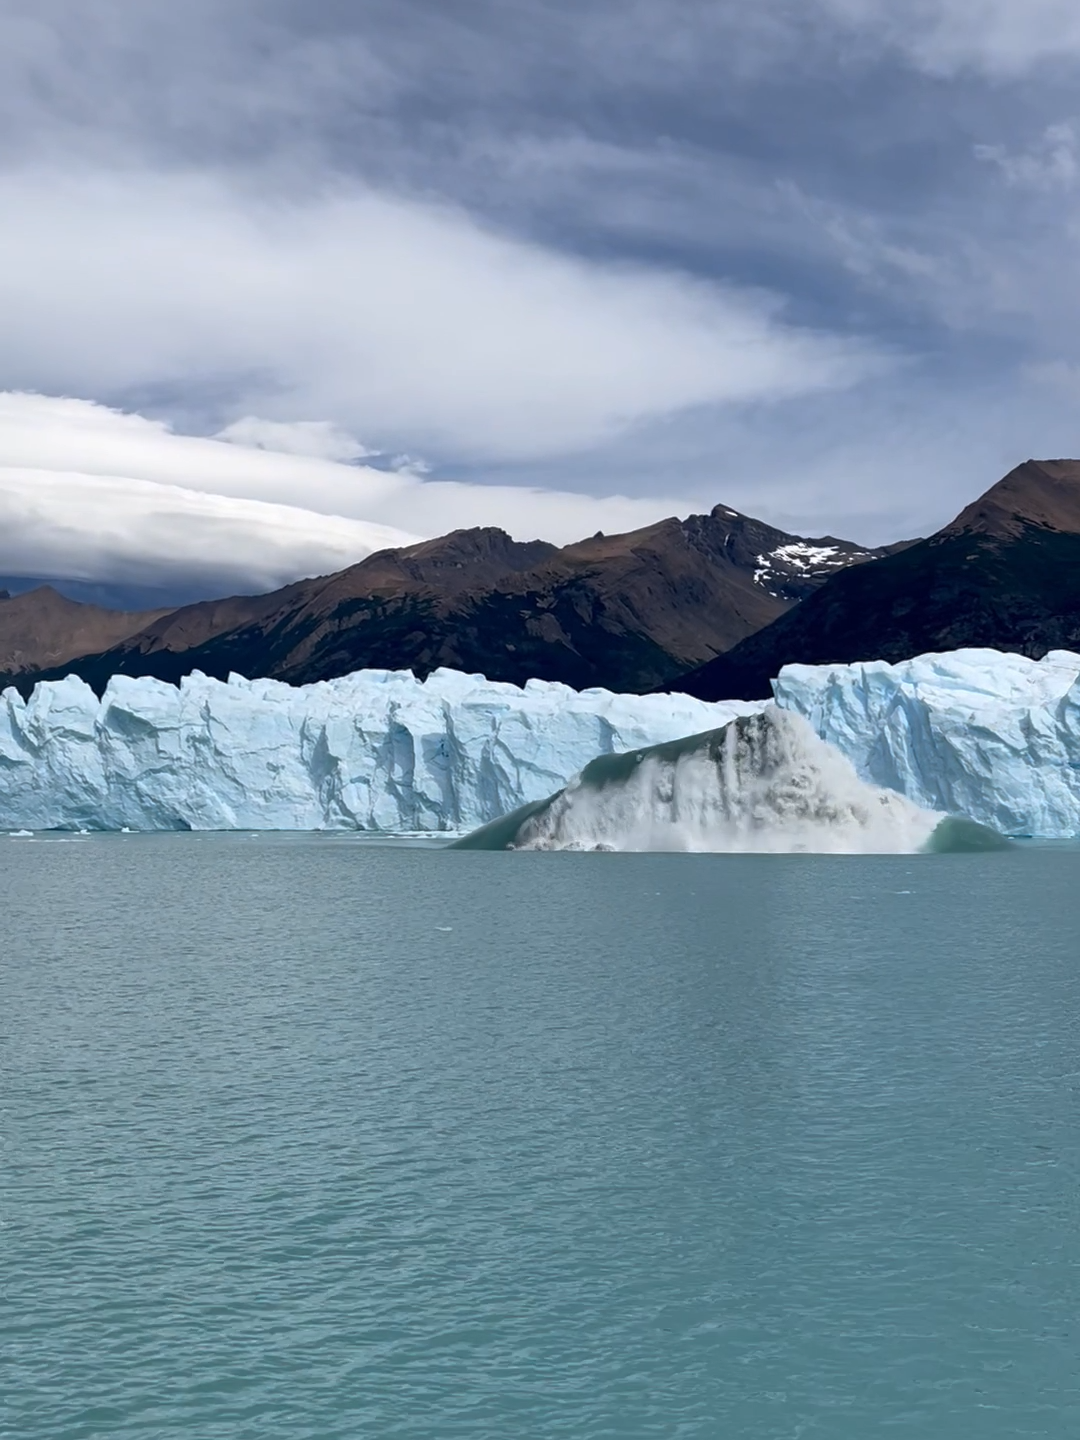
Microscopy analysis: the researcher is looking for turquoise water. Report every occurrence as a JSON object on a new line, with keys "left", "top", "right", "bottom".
{"left": 3, "top": 835, "right": 1080, "bottom": 1438}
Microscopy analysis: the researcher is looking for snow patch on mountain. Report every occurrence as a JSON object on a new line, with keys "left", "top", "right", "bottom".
{"left": 753, "top": 541, "right": 871, "bottom": 596}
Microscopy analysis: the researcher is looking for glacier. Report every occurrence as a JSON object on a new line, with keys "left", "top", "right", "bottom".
{"left": 2, "top": 648, "right": 1077, "bottom": 838}
{"left": 773, "top": 649, "right": 1080, "bottom": 838}
{"left": 451, "top": 709, "right": 1005, "bottom": 854}
{"left": 0, "top": 669, "right": 763, "bottom": 832}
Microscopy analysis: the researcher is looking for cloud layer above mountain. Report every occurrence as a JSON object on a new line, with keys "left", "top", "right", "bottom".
{"left": 0, "top": 170, "right": 874, "bottom": 466}
{"left": 3, "top": 0, "right": 1080, "bottom": 590}
{"left": 0, "top": 393, "right": 714, "bottom": 600}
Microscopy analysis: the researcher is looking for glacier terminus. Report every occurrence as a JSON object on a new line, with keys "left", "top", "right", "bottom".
{"left": 0, "top": 669, "right": 761, "bottom": 833}
{"left": 776, "top": 649, "right": 1080, "bottom": 839}
{"left": 1, "top": 648, "right": 1078, "bottom": 838}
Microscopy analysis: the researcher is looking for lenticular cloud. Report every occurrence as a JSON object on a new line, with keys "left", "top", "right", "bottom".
{"left": 0, "top": 392, "right": 710, "bottom": 599}
{"left": 0, "top": 393, "right": 419, "bottom": 595}
{"left": 0, "top": 466, "right": 417, "bottom": 598}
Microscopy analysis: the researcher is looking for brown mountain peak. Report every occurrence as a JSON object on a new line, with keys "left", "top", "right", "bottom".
{"left": 0, "top": 587, "right": 174, "bottom": 676}
{"left": 402, "top": 526, "right": 556, "bottom": 568}
{"left": 942, "top": 459, "right": 1080, "bottom": 540}
{"left": 326, "top": 525, "right": 562, "bottom": 601}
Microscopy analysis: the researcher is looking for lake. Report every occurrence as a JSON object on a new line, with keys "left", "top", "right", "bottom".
{"left": 4, "top": 834, "right": 1079, "bottom": 1437}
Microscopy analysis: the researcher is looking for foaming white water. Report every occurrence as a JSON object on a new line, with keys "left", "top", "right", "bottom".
{"left": 510, "top": 708, "right": 945, "bottom": 854}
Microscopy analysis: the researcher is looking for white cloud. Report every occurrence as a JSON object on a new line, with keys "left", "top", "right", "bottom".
{"left": 2, "top": 2, "right": 1075, "bottom": 571}
{"left": 0, "top": 468, "right": 418, "bottom": 597}
{"left": 0, "top": 168, "right": 881, "bottom": 465}
{"left": 215, "top": 417, "right": 376, "bottom": 464}
{"left": 0, "top": 392, "right": 721, "bottom": 594}
{"left": 819, "top": 0, "right": 1080, "bottom": 76}
{"left": 975, "top": 124, "right": 1079, "bottom": 190}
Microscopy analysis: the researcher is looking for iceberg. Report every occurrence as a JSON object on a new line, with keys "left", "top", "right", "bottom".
{"left": 0, "top": 669, "right": 763, "bottom": 832}
{"left": 452, "top": 708, "right": 1006, "bottom": 853}
{"left": 773, "top": 648, "right": 1080, "bottom": 838}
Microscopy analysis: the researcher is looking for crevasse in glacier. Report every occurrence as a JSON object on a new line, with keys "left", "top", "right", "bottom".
{"left": 0, "top": 669, "right": 763, "bottom": 832}
{"left": 773, "top": 648, "right": 1080, "bottom": 837}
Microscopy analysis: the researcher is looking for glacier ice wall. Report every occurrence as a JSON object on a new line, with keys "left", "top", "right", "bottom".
{"left": 0, "top": 669, "right": 764, "bottom": 832}
{"left": 773, "top": 649, "right": 1080, "bottom": 838}
{"left": 4, "top": 649, "right": 1078, "bottom": 837}
{"left": 453, "top": 708, "right": 968, "bottom": 854}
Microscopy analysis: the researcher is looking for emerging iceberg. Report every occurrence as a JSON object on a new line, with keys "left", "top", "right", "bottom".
{"left": 0, "top": 669, "right": 763, "bottom": 832}
{"left": 451, "top": 708, "right": 1005, "bottom": 853}
{"left": 773, "top": 649, "right": 1080, "bottom": 837}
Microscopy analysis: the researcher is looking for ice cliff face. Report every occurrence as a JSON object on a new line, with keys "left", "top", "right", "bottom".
{"left": 3, "top": 648, "right": 1078, "bottom": 836}
{"left": 452, "top": 709, "right": 991, "bottom": 854}
{"left": 774, "top": 649, "right": 1080, "bottom": 837}
{"left": 0, "top": 670, "right": 762, "bottom": 832}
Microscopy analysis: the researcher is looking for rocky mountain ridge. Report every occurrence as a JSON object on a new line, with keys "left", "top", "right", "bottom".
{"left": 12, "top": 457, "right": 1075, "bottom": 704}
{"left": 0, "top": 586, "right": 173, "bottom": 678}
{"left": 1, "top": 505, "right": 896, "bottom": 695}
{"left": 678, "top": 460, "right": 1080, "bottom": 700}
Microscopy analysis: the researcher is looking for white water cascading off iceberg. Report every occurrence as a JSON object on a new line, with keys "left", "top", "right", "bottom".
{"left": 451, "top": 708, "right": 1003, "bottom": 853}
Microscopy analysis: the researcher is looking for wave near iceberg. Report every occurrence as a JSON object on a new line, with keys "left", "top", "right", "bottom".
{"left": 452, "top": 708, "right": 1007, "bottom": 854}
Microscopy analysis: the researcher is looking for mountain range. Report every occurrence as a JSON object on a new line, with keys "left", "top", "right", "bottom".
{"left": 1, "top": 458, "right": 1078, "bottom": 699}
{"left": 0, "top": 508, "right": 898, "bottom": 696}
{"left": 0, "top": 587, "right": 172, "bottom": 680}
{"left": 680, "top": 459, "right": 1080, "bottom": 699}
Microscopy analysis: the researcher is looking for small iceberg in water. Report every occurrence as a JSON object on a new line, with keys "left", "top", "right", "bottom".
{"left": 450, "top": 709, "right": 1010, "bottom": 855}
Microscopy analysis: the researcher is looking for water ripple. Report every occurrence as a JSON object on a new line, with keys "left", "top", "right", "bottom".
{"left": 3, "top": 837, "right": 1079, "bottom": 1437}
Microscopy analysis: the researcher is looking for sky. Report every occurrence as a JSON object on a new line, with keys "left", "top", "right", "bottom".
{"left": 4, "top": 0, "right": 1080, "bottom": 600}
